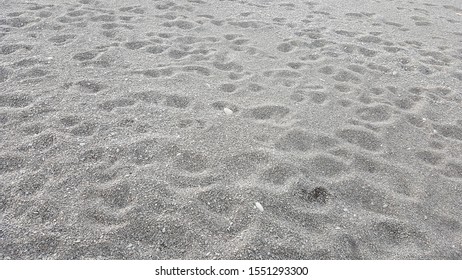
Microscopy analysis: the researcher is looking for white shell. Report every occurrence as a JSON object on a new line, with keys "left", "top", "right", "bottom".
{"left": 255, "top": 202, "right": 264, "bottom": 212}
{"left": 224, "top": 108, "right": 233, "bottom": 115}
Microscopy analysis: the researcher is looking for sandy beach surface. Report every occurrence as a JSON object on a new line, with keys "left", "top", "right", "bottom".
{"left": 1, "top": 0, "right": 461, "bottom": 259}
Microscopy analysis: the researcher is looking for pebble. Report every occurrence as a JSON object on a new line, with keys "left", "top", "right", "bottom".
{"left": 224, "top": 107, "right": 233, "bottom": 115}
{"left": 255, "top": 202, "right": 264, "bottom": 212}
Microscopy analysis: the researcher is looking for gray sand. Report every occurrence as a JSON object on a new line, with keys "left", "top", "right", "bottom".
{"left": 0, "top": 0, "right": 462, "bottom": 259}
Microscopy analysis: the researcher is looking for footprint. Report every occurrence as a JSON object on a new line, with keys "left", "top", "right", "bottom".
{"left": 177, "top": 119, "right": 206, "bottom": 129}
{"left": 357, "top": 35, "right": 382, "bottom": 44}
{"left": 332, "top": 70, "right": 361, "bottom": 83}
{"left": 306, "top": 154, "right": 347, "bottom": 177}
{"left": 8, "top": 235, "right": 60, "bottom": 258}
{"left": 355, "top": 105, "right": 391, "bottom": 122}
{"left": 318, "top": 66, "right": 335, "bottom": 75}
{"left": 0, "top": 17, "right": 36, "bottom": 28}
{"left": 100, "top": 183, "right": 133, "bottom": 209}
{"left": 48, "top": 34, "right": 76, "bottom": 45}
{"left": 163, "top": 20, "right": 196, "bottom": 30}
{"left": 66, "top": 10, "right": 89, "bottom": 17}
{"left": 352, "top": 154, "right": 381, "bottom": 173}
{"left": 76, "top": 80, "right": 106, "bottom": 93}
{"left": 73, "top": 51, "right": 99, "bottom": 61}
{"left": 127, "top": 139, "right": 180, "bottom": 165}
{"left": 0, "top": 154, "right": 25, "bottom": 174}
{"left": 56, "top": 16, "right": 84, "bottom": 24}
{"left": 26, "top": 199, "right": 60, "bottom": 224}
{"left": 275, "top": 129, "right": 314, "bottom": 152}
{"left": 133, "top": 90, "right": 163, "bottom": 104}
{"left": 182, "top": 65, "right": 211, "bottom": 76}
{"left": 336, "top": 128, "right": 383, "bottom": 151}
{"left": 60, "top": 115, "right": 81, "bottom": 127}
{"left": 15, "top": 173, "right": 47, "bottom": 196}
{"left": 211, "top": 100, "right": 239, "bottom": 112}
{"left": 296, "top": 180, "right": 330, "bottom": 204}
{"left": 287, "top": 62, "right": 304, "bottom": 69}
{"left": 442, "top": 162, "right": 462, "bottom": 178}
{"left": 335, "top": 30, "right": 358, "bottom": 37}
{"left": 265, "top": 69, "right": 302, "bottom": 79}
{"left": 127, "top": 139, "right": 160, "bottom": 165}
{"left": 100, "top": 23, "right": 119, "bottom": 30}
{"left": 228, "top": 21, "right": 264, "bottom": 29}
{"left": 146, "top": 45, "right": 169, "bottom": 54}
{"left": 246, "top": 105, "right": 290, "bottom": 120}
{"left": 20, "top": 122, "right": 45, "bottom": 135}
{"left": 405, "top": 114, "right": 425, "bottom": 128}
{"left": 415, "top": 150, "right": 443, "bottom": 166}
{"left": 101, "top": 30, "right": 117, "bottom": 38}
{"left": 0, "top": 94, "right": 33, "bottom": 108}
{"left": 309, "top": 91, "right": 327, "bottom": 104}
{"left": 90, "top": 15, "right": 117, "bottom": 22}
{"left": 79, "top": 148, "right": 105, "bottom": 163}
{"left": 358, "top": 47, "right": 377, "bottom": 57}
{"left": 335, "top": 177, "right": 398, "bottom": 214}
{"left": 167, "top": 49, "right": 190, "bottom": 59}
{"left": 433, "top": 124, "right": 462, "bottom": 141}
{"left": 233, "top": 38, "right": 250, "bottom": 45}
{"left": 346, "top": 64, "right": 367, "bottom": 75}
{"left": 261, "top": 164, "right": 297, "bottom": 185}
{"left": 119, "top": 215, "right": 195, "bottom": 253}
{"left": 83, "top": 208, "right": 125, "bottom": 226}
{"left": 224, "top": 34, "right": 240, "bottom": 40}
{"left": 367, "top": 62, "right": 391, "bottom": 73}
{"left": 0, "top": 44, "right": 33, "bottom": 55}
{"left": 197, "top": 188, "right": 235, "bottom": 214}
{"left": 372, "top": 219, "right": 427, "bottom": 247}
{"left": 276, "top": 42, "right": 294, "bottom": 52}
{"left": 174, "top": 150, "right": 207, "bottom": 173}
{"left": 248, "top": 83, "right": 264, "bottom": 92}
{"left": 30, "top": 133, "right": 56, "bottom": 150}
{"left": 290, "top": 93, "right": 305, "bottom": 102}
{"left": 219, "top": 83, "right": 237, "bottom": 93}
{"left": 70, "top": 122, "right": 97, "bottom": 137}
{"left": 98, "top": 99, "right": 136, "bottom": 111}
{"left": 12, "top": 58, "right": 45, "bottom": 68}
{"left": 335, "top": 84, "right": 350, "bottom": 92}
{"left": 164, "top": 95, "right": 190, "bottom": 109}
{"left": 212, "top": 61, "right": 243, "bottom": 72}
{"left": 223, "top": 150, "right": 269, "bottom": 178}
{"left": 124, "top": 41, "right": 150, "bottom": 50}
{"left": 119, "top": 6, "right": 146, "bottom": 14}
{"left": 384, "top": 46, "right": 403, "bottom": 53}
{"left": 15, "top": 68, "right": 48, "bottom": 80}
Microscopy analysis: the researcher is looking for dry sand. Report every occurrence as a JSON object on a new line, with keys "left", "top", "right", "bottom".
{"left": 1, "top": 0, "right": 462, "bottom": 259}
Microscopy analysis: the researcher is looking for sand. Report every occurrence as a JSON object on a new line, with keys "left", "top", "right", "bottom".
{"left": 0, "top": 0, "right": 461, "bottom": 260}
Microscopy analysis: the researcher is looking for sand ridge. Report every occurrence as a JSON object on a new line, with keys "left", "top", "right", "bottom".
{"left": 0, "top": 0, "right": 462, "bottom": 259}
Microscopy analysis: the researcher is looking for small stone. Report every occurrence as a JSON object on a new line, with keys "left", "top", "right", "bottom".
{"left": 255, "top": 202, "right": 264, "bottom": 212}
{"left": 224, "top": 107, "right": 233, "bottom": 115}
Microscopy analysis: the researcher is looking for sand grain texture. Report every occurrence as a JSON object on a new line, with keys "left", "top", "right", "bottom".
{"left": 1, "top": 0, "right": 462, "bottom": 259}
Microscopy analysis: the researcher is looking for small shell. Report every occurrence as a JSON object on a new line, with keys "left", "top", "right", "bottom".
{"left": 255, "top": 202, "right": 264, "bottom": 212}
{"left": 223, "top": 107, "right": 233, "bottom": 115}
